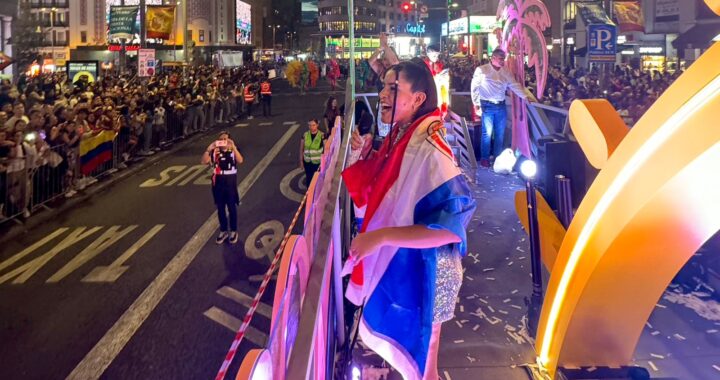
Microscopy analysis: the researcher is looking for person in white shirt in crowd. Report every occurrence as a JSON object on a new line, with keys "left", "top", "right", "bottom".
{"left": 470, "top": 48, "right": 537, "bottom": 167}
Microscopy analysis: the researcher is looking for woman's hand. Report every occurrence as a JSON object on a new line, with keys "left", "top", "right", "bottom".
{"left": 349, "top": 230, "right": 385, "bottom": 261}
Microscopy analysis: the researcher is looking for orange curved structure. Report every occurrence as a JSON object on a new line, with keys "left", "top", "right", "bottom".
{"left": 534, "top": 34, "right": 720, "bottom": 377}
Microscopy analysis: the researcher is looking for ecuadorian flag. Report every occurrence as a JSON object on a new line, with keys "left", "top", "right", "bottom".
{"left": 80, "top": 130, "right": 116, "bottom": 175}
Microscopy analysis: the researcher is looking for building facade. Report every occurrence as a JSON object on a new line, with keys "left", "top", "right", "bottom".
{"left": 318, "top": 0, "right": 424, "bottom": 58}
{"left": 0, "top": 0, "right": 17, "bottom": 77}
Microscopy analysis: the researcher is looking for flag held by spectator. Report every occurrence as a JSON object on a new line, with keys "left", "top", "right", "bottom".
{"left": 0, "top": 52, "right": 13, "bottom": 71}
{"left": 80, "top": 130, "right": 116, "bottom": 176}
{"left": 614, "top": 1, "right": 645, "bottom": 33}
{"left": 146, "top": 6, "right": 176, "bottom": 40}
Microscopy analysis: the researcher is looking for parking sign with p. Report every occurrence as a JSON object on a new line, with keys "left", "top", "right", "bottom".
{"left": 588, "top": 24, "right": 617, "bottom": 62}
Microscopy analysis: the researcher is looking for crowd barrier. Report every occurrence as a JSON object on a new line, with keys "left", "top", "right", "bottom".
{"left": 0, "top": 99, "right": 235, "bottom": 226}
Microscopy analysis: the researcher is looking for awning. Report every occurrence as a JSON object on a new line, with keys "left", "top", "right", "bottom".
{"left": 672, "top": 22, "right": 720, "bottom": 49}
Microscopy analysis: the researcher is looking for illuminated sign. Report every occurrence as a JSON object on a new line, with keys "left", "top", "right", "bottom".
{"left": 404, "top": 22, "right": 426, "bottom": 35}
{"left": 469, "top": 16, "right": 500, "bottom": 34}
{"left": 448, "top": 17, "right": 468, "bottom": 35}
{"left": 441, "top": 22, "right": 448, "bottom": 37}
{"left": 236, "top": 0, "right": 252, "bottom": 45}
{"left": 108, "top": 44, "right": 140, "bottom": 51}
{"left": 638, "top": 46, "right": 664, "bottom": 55}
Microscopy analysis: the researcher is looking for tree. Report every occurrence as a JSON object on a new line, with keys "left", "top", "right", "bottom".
{"left": 10, "top": 1, "right": 44, "bottom": 74}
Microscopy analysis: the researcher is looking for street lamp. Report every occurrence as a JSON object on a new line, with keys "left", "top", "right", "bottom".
{"left": 268, "top": 25, "right": 281, "bottom": 50}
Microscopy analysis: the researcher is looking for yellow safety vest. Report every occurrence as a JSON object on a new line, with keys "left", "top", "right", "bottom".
{"left": 303, "top": 131, "right": 324, "bottom": 164}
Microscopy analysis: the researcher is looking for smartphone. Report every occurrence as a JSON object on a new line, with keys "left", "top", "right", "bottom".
{"left": 24, "top": 132, "right": 37, "bottom": 142}
{"left": 214, "top": 140, "right": 228, "bottom": 148}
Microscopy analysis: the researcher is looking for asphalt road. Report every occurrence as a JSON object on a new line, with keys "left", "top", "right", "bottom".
{"left": 0, "top": 79, "right": 343, "bottom": 380}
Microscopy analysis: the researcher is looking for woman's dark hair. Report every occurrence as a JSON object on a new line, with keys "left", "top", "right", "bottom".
{"left": 324, "top": 96, "right": 337, "bottom": 114}
{"left": 387, "top": 59, "right": 438, "bottom": 119}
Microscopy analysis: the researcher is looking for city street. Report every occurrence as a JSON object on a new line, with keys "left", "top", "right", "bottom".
{"left": 0, "top": 80, "right": 343, "bottom": 380}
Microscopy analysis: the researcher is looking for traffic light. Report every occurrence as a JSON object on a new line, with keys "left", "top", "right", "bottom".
{"left": 401, "top": 2, "right": 412, "bottom": 13}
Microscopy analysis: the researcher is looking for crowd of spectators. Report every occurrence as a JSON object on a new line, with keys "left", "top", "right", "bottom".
{"left": 535, "top": 64, "right": 681, "bottom": 126}
{"left": 0, "top": 63, "right": 272, "bottom": 221}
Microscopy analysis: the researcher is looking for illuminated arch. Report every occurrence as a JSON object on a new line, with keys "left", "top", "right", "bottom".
{"left": 534, "top": 36, "right": 720, "bottom": 377}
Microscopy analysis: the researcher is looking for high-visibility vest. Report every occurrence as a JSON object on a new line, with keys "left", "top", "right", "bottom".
{"left": 260, "top": 81, "right": 272, "bottom": 95}
{"left": 244, "top": 86, "right": 256, "bottom": 102}
{"left": 303, "top": 131, "right": 324, "bottom": 164}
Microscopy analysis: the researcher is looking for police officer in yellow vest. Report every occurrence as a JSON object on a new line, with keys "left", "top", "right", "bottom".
{"left": 299, "top": 119, "right": 325, "bottom": 186}
{"left": 260, "top": 77, "right": 272, "bottom": 117}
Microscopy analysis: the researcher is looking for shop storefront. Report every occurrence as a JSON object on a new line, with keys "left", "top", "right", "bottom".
{"left": 441, "top": 15, "right": 501, "bottom": 58}
{"left": 324, "top": 36, "right": 379, "bottom": 59}
{"left": 638, "top": 45, "right": 666, "bottom": 72}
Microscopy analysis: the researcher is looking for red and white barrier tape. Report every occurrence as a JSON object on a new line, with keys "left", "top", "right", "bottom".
{"left": 215, "top": 192, "right": 309, "bottom": 380}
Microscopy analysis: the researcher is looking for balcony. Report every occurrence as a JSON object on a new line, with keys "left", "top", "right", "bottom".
{"left": 52, "top": 21, "right": 69, "bottom": 27}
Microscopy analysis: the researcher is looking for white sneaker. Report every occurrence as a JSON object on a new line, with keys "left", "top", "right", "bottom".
{"left": 23, "top": 209, "right": 30, "bottom": 218}
{"left": 65, "top": 189, "right": 77, "bottom": 198}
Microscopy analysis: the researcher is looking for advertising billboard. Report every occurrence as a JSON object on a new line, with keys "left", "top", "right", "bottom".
{"left": 236, "top": 1, "right": 252, "bottom": 45}
{"left": 67, "top": 61, "right": 99, "bottom": 84}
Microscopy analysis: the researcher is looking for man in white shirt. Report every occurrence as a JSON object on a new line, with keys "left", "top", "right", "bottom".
{"left": 470, "top": 48, "right": 537, "bottom": 166}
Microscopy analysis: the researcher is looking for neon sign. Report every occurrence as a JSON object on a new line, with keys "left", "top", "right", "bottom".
{"left": 404, "top": 23, "right": 426, "bottom": 35}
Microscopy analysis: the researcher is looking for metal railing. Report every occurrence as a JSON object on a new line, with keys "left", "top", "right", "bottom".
{"left": 0, "top": 102, "right": 229, "bottom": 226}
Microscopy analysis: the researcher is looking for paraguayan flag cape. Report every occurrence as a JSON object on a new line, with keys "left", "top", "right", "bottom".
{"left": 342, "top": 109, "right": 476, "bottom": 379}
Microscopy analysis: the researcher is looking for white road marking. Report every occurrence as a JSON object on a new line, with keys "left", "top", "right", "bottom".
{"left": 283, "top": 121, "right": 298, "bottom": 125}
{"left": 139, "top": 165, "right": 186, "bottom": 188}
{"left": 258, "top": 122, "right": 273, "bottom": 126}
{"left": 166, "top": 165, "right": 206, "bottom": 187}
{"left": 47, "top": 225, "right": 138, "bottom": 283}
{"left": 249, "top": 274, "right": 277, "bottom": 283}
{"left": 279, "top": 168, "right": 306, "bottom": 203}
{"left": 203, "top": 307, "right": 268, "bottom": 347}
{"left": 234, "top": 123, "right": 249, "bottom": 128}
{"left": 0, "top": 228, "right": 68, "bottom": 272}
{"left": 65, "top": 123, "right": 300, "bottom": 380}
{"left": 244, "top": 220, "right": 285, "bottom": 260}
{"left": 0, "top": 227, "right": 101, "bottom": 285}
{"left": 82, "top": 225, "right": 166, "bottom": 283}
{"left": 216, "top": 286, "right": 273, "bottom": 319}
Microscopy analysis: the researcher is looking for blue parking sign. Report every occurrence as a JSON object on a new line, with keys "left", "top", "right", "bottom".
{"left": 588, "top": 24, "right": 617, "bottom": 62}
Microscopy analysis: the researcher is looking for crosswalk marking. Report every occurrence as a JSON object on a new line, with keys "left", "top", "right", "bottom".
{"left": 234, "top": 123, "right": 249, "bottom": 128}
{"left": 82, "top": 224, "right": 166, "bottom": 283}
{"left": 283, "top": 121, "right": 298, "bottom": 125}
{"left": 258, "top": 122, "right": 272, "bottom": 126}
{"left": 216, "top": 286, "right": 273, "bottom": 319}
{"left": 47, "top": 225, "right": 138, "bottom": 283}
{"left": 203, "top": 307, "right": 268, "bottom": 347}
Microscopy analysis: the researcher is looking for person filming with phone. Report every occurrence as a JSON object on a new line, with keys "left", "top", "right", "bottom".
{"left": 201, "top": 131, "right": 244, "bottom": 244}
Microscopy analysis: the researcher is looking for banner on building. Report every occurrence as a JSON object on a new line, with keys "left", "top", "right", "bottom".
{"left": 138, "top": 49, "right": 156, "bottom": 77}
{"left": 146, "top": 5, "right": 175, "bottom": 40}
{"left": 0, "top": 52, "right": 13, "bottom": 71}
{"left": 576, "top": 1, "right": 614, "bottom": 25}
{"left": 109, "top": 6, "right": 140, "bottom": 40}
{"left": 613, "top": 1, "right": 644, "bottom": 33}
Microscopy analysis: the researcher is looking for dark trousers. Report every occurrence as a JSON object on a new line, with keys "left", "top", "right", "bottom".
{"left": 303, "top": 161, "right": 320, "bottom": 187}
{"left": 261, "top": 95, "right": 272, "bottom": 116}
{"left": 480, "top": 101, "right": 508, "bottom": 159}
{"left": 246, "top": 101, "right": 254, "bottom": 117}
{"left": 217, "top": 201, "right": 237, "bottom": 232}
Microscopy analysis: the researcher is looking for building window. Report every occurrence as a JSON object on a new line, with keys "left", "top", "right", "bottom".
{"left": 80, "top": 31, "right": 87, "bottom": 43}
{"left": 199, "top": 29, "right": 205, "bottom": 42}
{"left": 80, "top": 0, "right": 87, "bottom": 25}
{"left": 187, "top": 30, "right": 193, "bottom": 42}
{"left": 209, "top": 31, "right": 213, "bottom": 42}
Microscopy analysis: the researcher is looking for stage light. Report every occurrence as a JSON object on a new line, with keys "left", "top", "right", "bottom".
{"left": 520, "top": 160, "right": 537, "bottom": 179}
